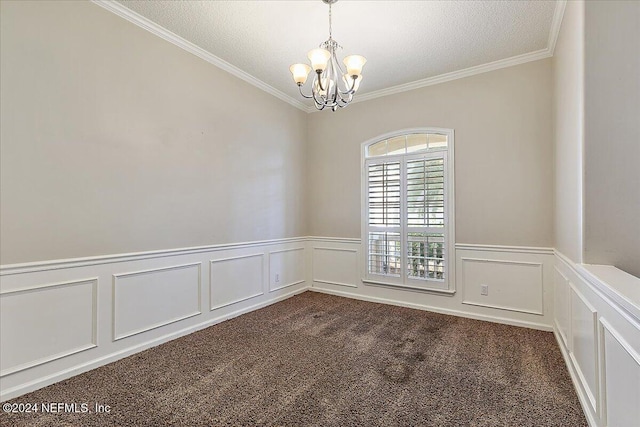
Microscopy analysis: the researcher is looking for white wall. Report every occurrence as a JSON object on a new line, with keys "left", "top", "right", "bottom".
{"left": 552, "top": 0, "right": 584, "bottom": 264}
{"left": 583, "top": 0, "right": 640, "bottom": 278}
{"left": 0, "top": 0, "right": 308, "bottom": 265}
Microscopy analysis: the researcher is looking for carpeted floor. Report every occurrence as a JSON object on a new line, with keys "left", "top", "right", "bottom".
{"left": 1, "top": 292, "right": 587, "bottom": 427}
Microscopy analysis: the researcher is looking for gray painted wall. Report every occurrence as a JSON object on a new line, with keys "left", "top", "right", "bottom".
{"left": 584, "top": 0, "right": 640, "bottom": 277}
{"left": 0, "top": 1, "right": 308, "bottom": 264}
{"left": 553, "top": 0, "right": 584, "bottom": 263}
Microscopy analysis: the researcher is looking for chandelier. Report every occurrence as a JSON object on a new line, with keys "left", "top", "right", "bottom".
{"left": 289, "top": 0, "right": 367, "bottom": 111}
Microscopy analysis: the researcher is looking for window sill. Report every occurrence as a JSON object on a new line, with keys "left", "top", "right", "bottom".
{"left": 361, "top": 278, "right": 456, "bottom": 295}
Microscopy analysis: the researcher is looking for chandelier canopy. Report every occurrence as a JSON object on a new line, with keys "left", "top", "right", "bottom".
{"left": 289, "top": 0, "right": 367, "bottom": 111}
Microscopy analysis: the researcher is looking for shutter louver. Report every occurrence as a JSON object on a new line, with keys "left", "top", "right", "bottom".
{"left": 368, "top": 162, "right": 400, "bottom": 227}
{"left": 407, "top": 158, "right": 445, "bottom": 227}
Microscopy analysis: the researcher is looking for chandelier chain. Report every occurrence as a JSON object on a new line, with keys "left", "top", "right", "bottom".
{"left": 329, "top": 3, "right": 332, "bottom": 38}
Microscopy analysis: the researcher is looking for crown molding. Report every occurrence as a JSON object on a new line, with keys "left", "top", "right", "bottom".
{"left": 548, "top": 0, "right": 567, "bottom": 56}
{"left": 93, "top": 0, "right": 567, "bottom": 115}
{"left": 90, "top": 0, "right": 309, "bottom": 112}
{"left": 337, "top": 47, "right": 553, "bottom": 109}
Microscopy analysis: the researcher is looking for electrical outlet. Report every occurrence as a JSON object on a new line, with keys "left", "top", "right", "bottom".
{"left": 480, "top": 284, "right": 489, "bottom": 296}
{"left": 275, "top": 273, "right": 280, "bottom": 283}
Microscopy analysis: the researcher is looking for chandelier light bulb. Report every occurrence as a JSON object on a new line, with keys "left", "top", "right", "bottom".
{"left": 343, "top": 55, "right": 367, "bottom": 77}
{"left": 290, "top": 63, "right": 312, "bottom": 85}
{"left": 308, "top": 48, "right": 331, "bottom": 72}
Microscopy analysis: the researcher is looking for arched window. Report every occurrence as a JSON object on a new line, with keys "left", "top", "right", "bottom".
{"left": 362, "top": 129, "right": 455, "bottom": 293}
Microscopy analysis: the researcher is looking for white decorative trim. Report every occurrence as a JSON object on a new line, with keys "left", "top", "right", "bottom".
{"left": 553, "top": 328, "right": 600, "bottom": 427}
{"left": 268, "top": 247, "right": 306, "bottom": 292}
{"left": 313, "top": 280, "right": 358, "bottom": 289}
{"left": 568, "top": 282, "right": 599, "bottom": 413}
{"left": 555, "top": 250, "right": 640, "bottom": 325}
{"left": 362, "top": 279, "right": 456, "bottom": 295}
{"left": 270, "top": 280, "right": 306, "bottom": 293}
{"left": 554, "top": 266, "right": 570, "bottom": 348}
{"left": 90, "top": 0, "right": 308, "bottom": 112}
{"left": 599, "top": 317, "right": 640, "bottom": 427}
{"left": 0, "top": 286, "right": 308, "bottom": 402}
{"left": 209, "top": 253, "right": 265, "bottom": 311}
{"left": 268, "top": 247, "right": 305, "bottom": 255}
{"left": 548, "top": 0, "right": 568, "bottom": 56}
{"left": 0, "top": 237, "right": 307, "bottom": 276}
{"left": 460, "top": 257, "right": 544, "bottom": 316}
{"left": 313, "top": 247, "right": 358, "bottom": 253}
{"left": 456, "top": 243, "right": 554, "bottom": 255}
{"left": 309, "top": 287, "right": 552, "bottom": 331}
{"left": 336, "top": 49, "right": 553, "bottom": 109}
{"left": 312, "top": 247, "right": 359, "bottom": 288}
{"left": 112, "top": 263, "right": 202, "bottom": 341}
{"left": 306, "top": 236, "right": 361, "bottom": 244}
{"left": 0, "top": 279, "right": 98, "bottom": 377}
{"left": 460, "top": 257, "right": 544, "bottom": 315}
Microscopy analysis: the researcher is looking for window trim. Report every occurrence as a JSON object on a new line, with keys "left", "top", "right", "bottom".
{"left": 360, "top": 128, "right": 456, "bottom": 294}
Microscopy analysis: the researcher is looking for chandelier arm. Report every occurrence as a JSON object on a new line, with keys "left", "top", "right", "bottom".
{"left": 337, "top": 91, "right": 353, "bottom": 106}
{"left": 312, "top": 89, "right": 327, "bottom": 107}
{"left": 315, "top": 70, "right": 326, "bottom": 92}
{"left": 297, "top": 84, "right": 314, "bottom": 99}
{"left": 338, "top": 77, "right": 357, "bottom": 96}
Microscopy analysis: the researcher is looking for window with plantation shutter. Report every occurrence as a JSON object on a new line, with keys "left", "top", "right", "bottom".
{"left": 363, "top": 130, "right": 454, "bottom": 292}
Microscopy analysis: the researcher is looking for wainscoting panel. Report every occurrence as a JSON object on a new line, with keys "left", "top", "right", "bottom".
{"left": 569, "top": 284, "right": 599, "bottom": 412}
{"left": 210, "top": 254, "right": 264, "bottom": 310}
{"left": 312, "top": 247, "right": 359, "bottom": 288}
{"left": 0, "top": 238, "right": 308, "bottom": 401}
{"left": 600, "top": 319, "right": 640, "bottom": 427}
{"left": 113, "top": 263, "right": 202, "bottom": 341}
{"left": 461, "top": 257, "right": 544, "bottom": 315}
{"left": 553, "top": 251, "right": 640, "bottom": 427}
{"left": 0, "top": 279, "right": 97, "bottom": 377}
{"left": 310, "top": 238, "right": 554, "bottom": 331}
{"left": 554, "top": 267, "right": 571, "bottom": 348}
{"left": 269, "top": 247, "right": 305, "bottom": 292}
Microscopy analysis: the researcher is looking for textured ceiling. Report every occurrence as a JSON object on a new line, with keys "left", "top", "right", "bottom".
{"left": 114, "top": 0, "right": 560, "bottom": 110}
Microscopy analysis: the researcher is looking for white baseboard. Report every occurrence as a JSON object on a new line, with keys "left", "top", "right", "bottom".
{"left": 553, "top": 328, "right": 599, "bottom": 427}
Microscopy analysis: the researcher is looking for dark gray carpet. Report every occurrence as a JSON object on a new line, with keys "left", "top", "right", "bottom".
{"left": 1, "top": 291, "right": 587, "bottom": 426}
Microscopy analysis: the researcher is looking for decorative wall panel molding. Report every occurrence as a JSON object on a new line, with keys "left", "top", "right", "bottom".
{"left": 569, "top": 284, "right": 599, "bottom": 412}
{"left": 210, "top": 254, "right": 264, "bottom": 311}
{"left": 0, "top": 238, "right": 308, "bottom": 401}
{"left": 553, "top": 250, "right": 640, "bottom": 427}
{"left": 113, "top": 263, "right": 202, "bottom": 341}
{"left": 311, "top": 238, "right": 554, "bottom": 331}
{"left": 269, "top": 247, "right": 305, "bottom": 292}
{"left": 599, "top": 319, "right": 640, "bottom": 427}
{"left": 0, "top": 278, "right": 97, "bottom": 376}
{"left": 460, "top": 257, "right": 544, "bottom": 315}
{"left": 312, "top": 247, "right": 359, "bottom": 288}
{"left": 553, "top": 267, "right": 570, "bottom": 348}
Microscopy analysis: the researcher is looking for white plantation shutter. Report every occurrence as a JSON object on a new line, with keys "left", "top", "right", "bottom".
{"left": 367, "top": 162, "right": 401, "bottom": 276}
{"left": 406, "top": 158, "right": 446, "bottom": 281}
{"left": 364, "top": 132, "right": 452, "bottom": 291}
